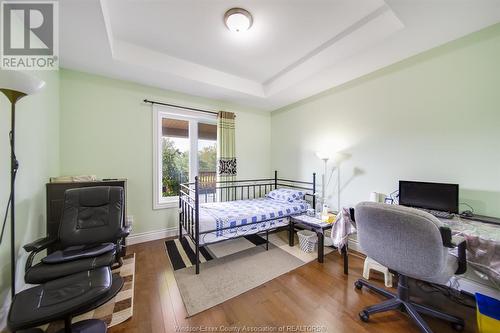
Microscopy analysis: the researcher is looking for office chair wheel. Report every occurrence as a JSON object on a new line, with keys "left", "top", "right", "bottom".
{"left": 359, "top": 310, "right": 370, "bottom": 322}
{"left": 451, "top": 323, "right": 464, "bottom": 332}
{"left": 354, "top": 280, "right": 363, "bottom": 290}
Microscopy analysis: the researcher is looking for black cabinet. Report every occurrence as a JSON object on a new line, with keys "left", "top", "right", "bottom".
{"left": 46, "top": 179, "right": 127, "bottom": 252}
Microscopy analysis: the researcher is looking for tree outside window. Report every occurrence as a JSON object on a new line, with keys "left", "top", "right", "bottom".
{"left": 161, "top": 118, "right": 217, "bottom": 198}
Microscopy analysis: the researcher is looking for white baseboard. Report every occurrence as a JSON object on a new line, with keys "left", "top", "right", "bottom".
{"left": 126, "top": 227, "right": 178, "bottom": 245}
{"left": 348, "top": 235, "right": 362, "bottom": 253}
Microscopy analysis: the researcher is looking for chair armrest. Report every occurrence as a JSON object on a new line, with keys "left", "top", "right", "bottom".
{"left": 453, "top": 235, "right": 467, "bottom": 275}
{"left": 440, "top": 227, "right": 467, "bottom": 275}
{"left": 24, "top": 237, "right": 58, "bottom": 272}
{"left": 23, "top": 237, "right": 57, "bottom": 253}
{"left": 117, "top": 225, "right": 132, "bottom": 239}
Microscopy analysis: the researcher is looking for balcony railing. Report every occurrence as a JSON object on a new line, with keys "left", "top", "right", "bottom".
{"left": 163, "top": 171, "right": 217, "bottom": 196}
{"left": 199, "top": 171, "right": 216, "bottom": 191}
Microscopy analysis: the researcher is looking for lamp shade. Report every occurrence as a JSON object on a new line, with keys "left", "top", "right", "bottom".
{"left": 0, "top": 70, "right": 45, "bottom": 103}
{"left": 315, "top": 151, "right": 330, "bottom": 161}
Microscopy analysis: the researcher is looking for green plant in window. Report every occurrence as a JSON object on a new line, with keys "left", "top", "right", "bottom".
{"left": 198, "top": 145, "right": 216, "bottom": 172}
{"left": 162, "top": 138, "right": 189, "bottom": 197}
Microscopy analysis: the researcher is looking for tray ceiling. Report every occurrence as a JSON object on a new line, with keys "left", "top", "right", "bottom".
{"left": 60, "top": 0, "right": 500, "bottom": 111}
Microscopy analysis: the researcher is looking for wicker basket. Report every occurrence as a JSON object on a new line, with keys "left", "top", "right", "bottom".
{"left": 297, "top": 230, "right": 318, "bottom": 253}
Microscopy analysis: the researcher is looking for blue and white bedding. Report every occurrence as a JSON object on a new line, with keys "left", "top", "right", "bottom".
{"left": 198, "top": 197, "right": 309, "bottom": 245}
{"left": 266, "top": 188, "right": 306, "bottom": 202}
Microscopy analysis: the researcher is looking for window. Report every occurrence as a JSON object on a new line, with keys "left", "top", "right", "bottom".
{"left": 197, "top": 123, "right": 217, "bottom": 194}
{"left": 153, "top": 105, "right": 217, "bottom": 209}
{"left": 161, "top": 118, "right": 190, "bottom": 197}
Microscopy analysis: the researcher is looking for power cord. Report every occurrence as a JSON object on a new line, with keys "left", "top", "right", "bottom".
{"left": 459, "top": 202, "right": 475, "bottom": 215}
{"left": 0, "top": 195, "right": 11, "bottom": 244}
{"left": 1, "top": 129, "right": 17, "bottom": 245}
{"left": 325, "top": 165, "right": 336, "bottom": 189}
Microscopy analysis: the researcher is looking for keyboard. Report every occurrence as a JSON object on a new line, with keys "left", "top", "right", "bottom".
{"left": 421, "top": 209, "right": 454, "bottom": 219}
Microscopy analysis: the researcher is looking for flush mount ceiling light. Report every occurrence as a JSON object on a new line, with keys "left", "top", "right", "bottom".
{"left": 224, "top": 8, "right": 253, "bottom": 32}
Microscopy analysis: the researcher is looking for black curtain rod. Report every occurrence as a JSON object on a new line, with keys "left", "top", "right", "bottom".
{"left": 143, "top": 99, "right": 219, "bottom": 116}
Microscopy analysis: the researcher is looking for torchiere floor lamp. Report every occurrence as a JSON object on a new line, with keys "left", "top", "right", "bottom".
{"left": 0, "top": 70, "right": 45, "bottom": 299}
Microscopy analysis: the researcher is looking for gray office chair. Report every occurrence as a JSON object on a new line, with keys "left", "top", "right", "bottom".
{"left": 354, "top": 202, "right": 467, "bottom": 333}
{"left": 24, "top": 186, "right": 130, "bottom": 284}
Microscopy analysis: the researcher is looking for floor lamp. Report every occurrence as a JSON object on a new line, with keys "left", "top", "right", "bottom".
{"left": 315, "top": 151, "right": 330, "bottom": 208}
{"left": 316, "top": 151, "right": 342, "bottom": 212}
{"left": 0, "top": 70, "right": 45, "bottom": 299}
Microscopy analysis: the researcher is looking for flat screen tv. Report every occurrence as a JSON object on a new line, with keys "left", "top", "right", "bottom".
{"left": 399, "top": 181, "right": 459, "bottom": 213}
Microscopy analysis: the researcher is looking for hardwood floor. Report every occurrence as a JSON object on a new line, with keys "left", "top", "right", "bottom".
{"left": 109, "top": 239, "right": 476, "bottom": 333}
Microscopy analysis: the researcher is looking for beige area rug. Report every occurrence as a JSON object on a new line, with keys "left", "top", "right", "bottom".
{"left": 42, "top": 253, "right": 135, "bottom": 332}
{"left": 165, "top": 231, "right": 333, "bottom": 316}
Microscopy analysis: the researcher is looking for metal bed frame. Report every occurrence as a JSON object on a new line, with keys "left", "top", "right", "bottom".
{"left": 179, "top": 171, "right": 316, "bottom": 274}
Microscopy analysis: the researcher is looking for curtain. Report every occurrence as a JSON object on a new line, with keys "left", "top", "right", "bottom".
{"left": 217, "top": 111, "right": 236, "bottom": 200}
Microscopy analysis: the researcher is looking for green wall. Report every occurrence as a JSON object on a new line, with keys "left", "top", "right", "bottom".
{"left": 59, "top": 69, "right": 271, "bottom": 235}
{"left": 2, "top": 22, "right": 500, "bottom": 327}
{"left": 271, "top": 23, "right": 500, "bottom": 217}
{"left": 0, "top": 68, "right": 269, "bottom": 327}
{"left": 0, "top": 70, "right": 59, "bottom": 324}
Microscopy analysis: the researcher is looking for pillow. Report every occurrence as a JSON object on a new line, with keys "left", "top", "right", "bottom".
{"left": 267, "top": 188, "right": 305, "bottom": 202}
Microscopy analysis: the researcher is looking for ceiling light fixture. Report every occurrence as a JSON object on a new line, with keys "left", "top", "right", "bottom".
{"left": 224, "top": 8, "right": 253, "bottom": 33}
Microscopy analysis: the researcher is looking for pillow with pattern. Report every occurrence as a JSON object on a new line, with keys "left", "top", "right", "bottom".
{"left": 266, "top": 188, "right": 305, "bottom": 202}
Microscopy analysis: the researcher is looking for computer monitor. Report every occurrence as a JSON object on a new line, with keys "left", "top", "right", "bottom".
{"left": 399, "top": 181, "right": 459, "bottom": 213}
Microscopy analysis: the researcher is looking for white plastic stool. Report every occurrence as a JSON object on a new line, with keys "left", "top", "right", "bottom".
{"left": 363, "top": 257, "right": 393, "bottom": 287}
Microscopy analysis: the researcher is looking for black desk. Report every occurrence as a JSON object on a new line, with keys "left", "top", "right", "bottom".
{"left": 289, "top": 214, "right": 349, "bottom": 274}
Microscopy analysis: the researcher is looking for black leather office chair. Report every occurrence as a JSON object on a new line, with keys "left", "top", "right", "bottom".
{"left": 8, "top": 266, "right": 124, "bottom": 333}
{"left": 24, "top": 186, "right": 130, "bottom": 284}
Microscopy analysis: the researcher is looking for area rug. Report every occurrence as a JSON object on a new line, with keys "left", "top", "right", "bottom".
{"left": 165, "top": 231, "right": 332, "bottom": 316}
{"left": 42, "top": 253, "right": 135, "bottom": 332}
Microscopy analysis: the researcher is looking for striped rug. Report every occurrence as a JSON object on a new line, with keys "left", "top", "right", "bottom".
{"left": 165, "top": 234, "right": 267, "bottom": 270}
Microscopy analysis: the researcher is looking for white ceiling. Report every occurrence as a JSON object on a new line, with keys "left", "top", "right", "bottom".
{"left": 60, "top": 0, "right": 500, "bottom": 111}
